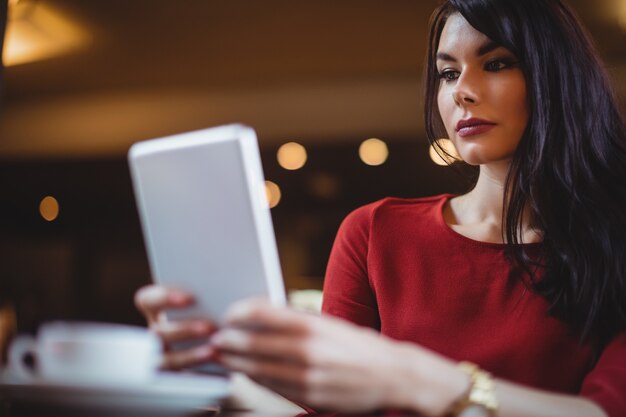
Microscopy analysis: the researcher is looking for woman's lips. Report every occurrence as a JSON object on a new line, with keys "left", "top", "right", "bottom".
{"left": 455, "top": 118, "right": 496, "bottom": 138}
{"left": 457, "top": 123, "right": 496, "bottom": 137}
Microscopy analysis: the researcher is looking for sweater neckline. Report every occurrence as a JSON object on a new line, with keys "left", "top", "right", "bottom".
{"left": 435, "top": 194, "right": 542, "bottom": 249}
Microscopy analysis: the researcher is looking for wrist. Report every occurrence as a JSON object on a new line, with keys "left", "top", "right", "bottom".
{"left": 391, "top": 343, "right": 471, "bottom": 416}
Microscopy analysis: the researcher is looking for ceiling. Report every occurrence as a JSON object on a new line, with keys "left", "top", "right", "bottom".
{"left": 0, "top": 0, "right": 625, "bottom": 157}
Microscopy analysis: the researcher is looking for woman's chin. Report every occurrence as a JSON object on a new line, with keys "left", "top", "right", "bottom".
{"left": 456, "top": 151, "right": 515, "bottom": 167}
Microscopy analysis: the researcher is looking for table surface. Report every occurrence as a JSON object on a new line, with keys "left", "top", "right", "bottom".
{"left": 0, "top": 371, "right": 418, "bottom": 417}
{"left": 2, "top": 403, "right": 414, "bottom": 417}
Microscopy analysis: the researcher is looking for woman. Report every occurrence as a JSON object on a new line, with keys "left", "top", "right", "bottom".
{"left": 135, "top": 0, "right": 626, "bottom": 416}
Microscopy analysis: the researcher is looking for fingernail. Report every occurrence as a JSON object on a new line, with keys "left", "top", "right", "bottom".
{"left": 195, "top": 345, "right": 214, "bottom": 359}
{"left": 210, "top": 331, "right": 231, "bottom": 347}
{"left": 211, "top": 329, "right": 248, "bottom": 349}
{"left": 227, "top": 300, "right": 255, "bottom": 321}
{"left": 169, "top": 292, "right": 191, "bottom": 304}
{"left": 209, "top": 332, "right": 224, "bottom": 346}
{"left": 192, "top": 322, "right": 211, "bottom": 334}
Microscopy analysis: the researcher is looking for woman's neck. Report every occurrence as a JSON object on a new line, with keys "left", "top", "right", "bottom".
{"left": 446, "top": 162, "right": 542, "bottom": 244}
{"left": 457, "top": 163, "right": 508, "bottom": 224}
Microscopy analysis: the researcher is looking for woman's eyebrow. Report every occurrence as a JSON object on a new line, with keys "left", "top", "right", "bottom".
{"left": 436, "top": 40, "right": 502, "bottom": 62}
{"left": 436, "top": 51, "right": 456, "bottom": 62}
{"left": 477, "top": 40, "right": 500, "bottom": 56}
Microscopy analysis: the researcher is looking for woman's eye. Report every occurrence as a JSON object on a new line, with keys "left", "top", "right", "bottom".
{"left": 485, "top": 59, "right": 516, "bottom": 72}
{"left": 439, "top": 70, "right": 459, "bottom": 81}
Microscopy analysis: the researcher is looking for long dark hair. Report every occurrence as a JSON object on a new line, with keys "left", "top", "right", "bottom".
{"left": 425, "top": 0, "right": 626, "bottom": 347}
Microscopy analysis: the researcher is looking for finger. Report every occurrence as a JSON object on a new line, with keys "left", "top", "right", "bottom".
{"left": 225, "top": 298, "right": 315, "bottom": 334}
{"left": 160, "top": 343, "right": 216, "bottom": 370}
{"left": 218, "top": 352, "right": 311, "bottom": 387}
{"left": 211, "top": 329, "right": 314, "bottom": 365}
{"left": 134, "top": 285, "right": 194, "bottom": 323}
{"left": 153, "top": 319, "right": 216, "bottom": 346}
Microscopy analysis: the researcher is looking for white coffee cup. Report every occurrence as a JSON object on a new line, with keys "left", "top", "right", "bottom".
{"left": 8, "top": 321, "right": 162, "bottom": 386}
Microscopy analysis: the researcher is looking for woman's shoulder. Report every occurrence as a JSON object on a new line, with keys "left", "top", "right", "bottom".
{"left": 340, "top": 194, "right": 454, "bottom": 232}
{"left": 348, "top": 193, "right": 453, "bottom": 219}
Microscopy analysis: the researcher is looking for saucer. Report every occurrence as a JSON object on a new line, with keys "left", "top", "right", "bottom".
{"left": 0, "top": 370, "right": 230, "bottom": 413}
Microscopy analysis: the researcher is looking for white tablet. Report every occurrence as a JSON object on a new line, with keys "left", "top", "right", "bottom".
{"left": 128, "top": 124, "right": 286, "bottom": 323}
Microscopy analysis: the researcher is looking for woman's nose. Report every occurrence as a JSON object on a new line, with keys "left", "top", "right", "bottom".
{"left": 452, "top": 73, "right": 480, "bottom": 106}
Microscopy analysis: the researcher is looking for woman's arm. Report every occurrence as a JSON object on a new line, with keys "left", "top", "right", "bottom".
{"left": 211, "top": 298, "right": 608, "bottom": 417}
{"left": 490, "top": 380, "right": 606, "bottom": 417}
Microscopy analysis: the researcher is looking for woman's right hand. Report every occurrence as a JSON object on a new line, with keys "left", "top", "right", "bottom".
{"left": 134, "top": 285, "right": 217, "bottom": 370}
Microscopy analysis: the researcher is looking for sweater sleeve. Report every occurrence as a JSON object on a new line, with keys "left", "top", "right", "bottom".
{"left": 579, "top": 333, "right": 626, "bottom": 417}
{"left": 321, "top": 202, "right": 380, "bottom": 330}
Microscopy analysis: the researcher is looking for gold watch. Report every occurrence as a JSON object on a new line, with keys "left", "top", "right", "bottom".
{"left": 448, "top": 361, "right": 498, "bottom": 416}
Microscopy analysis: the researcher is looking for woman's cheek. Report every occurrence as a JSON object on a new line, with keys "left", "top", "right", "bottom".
{"left": 437, "top": 95, "right": 455, "bottom": 138}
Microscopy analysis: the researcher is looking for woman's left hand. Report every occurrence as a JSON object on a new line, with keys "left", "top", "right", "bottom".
{"left": 210, "top": 298, "right": 464, "bottom": 414}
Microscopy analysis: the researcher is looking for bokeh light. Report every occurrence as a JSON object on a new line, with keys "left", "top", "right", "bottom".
{"left": 359, "top": 138, "right": 388, "bottom": 166}
{"left": 265, "top": 181, "right": 282, "bottom": 208}
{"left": 309, "top": 173, "right": 340, "bottom": 200}
{"left": 39, "top": 195, "right": 59, "bottom": 221}
{"left": 277, "top": 142, "right": 307, "bottom": 170}
{"left": 429, "top": 138, "right": 461, "bottom": 166}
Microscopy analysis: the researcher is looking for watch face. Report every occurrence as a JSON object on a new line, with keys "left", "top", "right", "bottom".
{"left": 452, "top": 362, "right": 498, "bottom": 416}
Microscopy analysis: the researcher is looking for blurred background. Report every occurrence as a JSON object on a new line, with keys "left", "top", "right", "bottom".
{"left": 0, "top": 0, "right": 624, "bottom": 341}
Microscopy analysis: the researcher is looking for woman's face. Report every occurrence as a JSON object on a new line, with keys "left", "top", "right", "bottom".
{"left": 436, "top": 13, "right": 528, "bottom": 166}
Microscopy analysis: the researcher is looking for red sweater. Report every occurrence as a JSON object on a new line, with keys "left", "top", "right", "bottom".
{"left": 322, "top": 195, "right": 626, "bottom": 417}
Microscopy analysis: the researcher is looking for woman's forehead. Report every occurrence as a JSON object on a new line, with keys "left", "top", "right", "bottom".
{"left": 437, "top": 13, "right": 492, "bottom": 53}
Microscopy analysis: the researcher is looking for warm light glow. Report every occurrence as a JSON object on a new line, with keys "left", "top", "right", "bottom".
{"left": 359, "top": 138, "right": 388, "bottom": 166}
{"left": 619, "top": 0, "right": 626, "bottom": 31}
{"left": 429, "top": 139, "right": 461, "bottom": 166}
{"left": 277, "top": 142, "right": 307, "bottom": 170}
{"left": 309, "top": 173, "right": 340, "bottom": 200}
{"left": 3, "top": 1, "right": 90, "bottom": 66}
{"left": 265, "top": 181, "right": 282, "bottom": 208}
{"left": 39, "top": 196, "right": 59, "bottom": 221}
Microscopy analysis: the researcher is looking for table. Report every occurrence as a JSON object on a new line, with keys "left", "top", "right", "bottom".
{"left": 2, "top": 402, "right": 415, "bottom": 417}
{"left": 0, "top": 372, "right": 419, "bottom": 417}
